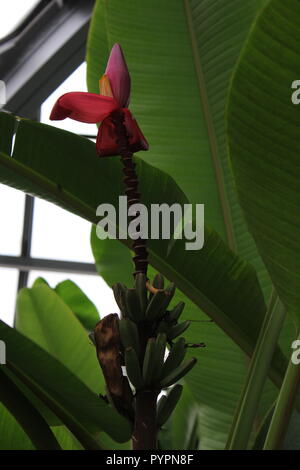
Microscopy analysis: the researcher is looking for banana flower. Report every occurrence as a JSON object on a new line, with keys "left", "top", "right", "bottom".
{"left": 50, "top": 44, "right": 148, "bottom": 156}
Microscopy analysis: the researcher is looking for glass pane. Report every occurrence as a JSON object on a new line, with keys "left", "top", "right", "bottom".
{"left": 31, "top": 198, "right": 94, "bottom": 263}
{"left": 0, "top": 0, "right": 41, "bottom": 40}
{"left": 41, "top": 62, "right": 97, "bottom": 137}
{"left": 37, "top": 64, "right": 98, "bottom": 263}
{"left": 0, "top": 184, "right": 25, "bottom": 255}
{"left": 0, "top": 268, "right": 18, "bottom": 326}
{"left": 28, "top": 270, "right": 119, "bottom": 318}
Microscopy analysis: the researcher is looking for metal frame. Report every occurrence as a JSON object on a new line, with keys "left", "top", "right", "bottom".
{"left": 1, "top": 0, "right": 95, "bottom": 117}
{"left": 0, "top": 255, "right": 96, "bottom": 275}
{"left": 17, "top": 195, "right": 35, "bottom": 290}
{"left": 0, "top": 0, "right": 99, "bottom": 295}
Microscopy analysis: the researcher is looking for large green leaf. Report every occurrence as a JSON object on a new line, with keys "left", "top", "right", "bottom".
{"left": 0, "top": 113, "right": 273, "bottom": 363}
{"left": 86, "top": 0, "right": 269, "bottom": 284}
{"left": 253, "top": 406, "right": 300, "bottom": 450}
{"left": 91, "top": 235, "right": 252, "bottom": 449}
{"left": 90, "top": 226, "right": 133, "bottom": 287}
{"left": 16, "top": 283, "right": 102, "bottom": 394}
{"left": 0, "top": 405, "right": 83, "bottom": 450}
{"left": 0, "top": 403, "right": 34, "bottom": 450}
{"left": 0, "top": 111, "right": 289, "bottom": 445}
{"left": 228, "top": 0, "right": 300, "bottom": 327}
{"left": 15, "top": 282, "right": 103, "bottom": 430}
{"left": 16, "top": 284, "right": 104, "bottom": 393}
{"left": 86, "top": 0, "right": 283, "bottom": 448}
{"left": 0, "top": 369, "right": 61, "bottom": 450}
{"left": 0, "top": 319, "right": 131, "bottom": 446}
{"left": 51, "top": 426, "right": 83, "bottom": 450}
{"left": 54, "top": 279, "right": 100, "bottom": 330}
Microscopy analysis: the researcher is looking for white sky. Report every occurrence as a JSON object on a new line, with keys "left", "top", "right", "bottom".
{"left": 0, "top": 0, "right": 41, "bottom": 40}
{"left": 0, "top": 62, "right": 119, "bottom": 325}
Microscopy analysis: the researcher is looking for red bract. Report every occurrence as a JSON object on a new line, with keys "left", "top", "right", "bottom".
{"left": 50, "top": 44, "right": 148, "bottom": 156}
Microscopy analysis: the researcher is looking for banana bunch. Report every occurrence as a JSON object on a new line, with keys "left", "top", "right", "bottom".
{"left": 142, "top": 334, "right": 197, "bottom": 389}
{"left": 113, "top": 272, "right": 197, "bottom": 421}
{"left": 119, "top": 324, "right": 197, "bottom": 391}
{"left": 113, "top": 273, "right": 192, "bottom": 342}
{"left": 157, "top": 384, "right": 183, "bottom": 428}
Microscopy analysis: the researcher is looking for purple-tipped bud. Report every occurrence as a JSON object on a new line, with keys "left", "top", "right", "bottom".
{"left": 105, "top": 43, "right": 131, "bottom": 108}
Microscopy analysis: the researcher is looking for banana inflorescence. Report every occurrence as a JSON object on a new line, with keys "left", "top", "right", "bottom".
{"left": 106, "top": 273, "right": 200, "bottom": 427}
{"left": 113, "top": 273, "right": 196, "bottom": 416}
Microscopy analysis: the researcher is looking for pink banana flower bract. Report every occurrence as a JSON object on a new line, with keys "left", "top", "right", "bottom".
{"left": 50, "top": 44, "right": 149, "bottom": 156}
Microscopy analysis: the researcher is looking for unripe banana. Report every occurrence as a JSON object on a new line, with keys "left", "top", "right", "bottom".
{"left": 160, "top": 358, "right": 197, "bottom": 388}
{"left": 167, "top": 320, "right": 190, "bottom": 341}
{"left": 167, "top": 301, "right": 185, "bottom": 323}
{"left": 157, "top": 384, "right": 183, "bottom": 427}
{"left": 152, "top": 333, "right": 167, "bottom": 382}
{"left": 156, "top": 319, "right": 170, "bottom": 334}
{"left": 142, "top": 338, "right": 156, "bottom": 385}
{"left": 125, "top": 288, "right": 144, "bottom": 322}
{"left": 161, "top": 337, "right": 186, "bottom": 378}
{"left": 125, "top": 347, "right": 144, "bottom": 390}
{"left": 156, "top": 395, "right": 167, "bottom": 425}
{"left": 135, "top": 273, "right": 148, "bottom": 316}
{"left": 112, "top": 283, "right": 127, "bottom": 317}
{"left": 152, "top": 273, "right": 164, "bottom": 290}
{"left": 145, "top": 290, "right": 166, "bottom": 321}
{"left": 118, "top": 318, "right": 140, "bottom": 356}
{"left": 162, "top": 283, "right": 176, "bottom": 311}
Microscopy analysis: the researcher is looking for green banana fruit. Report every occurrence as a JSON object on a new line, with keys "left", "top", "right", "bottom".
{"left": 118, "top": 318, "right": 140, "bottom": 356}
{"left": 125, "top": 288, "right": 144, "bottom": 322}
{"left": 160, "top": 357, "right": 197, "bottom": 388}
{"left": 135, "top": 273, "right": 148, "bottom": 316}
{"left": 157, "top": 384, "right": 183, "bottom": 427}
{"left": 152, "top": 333, "right": 167, "bottom": 382}
{"left": 162, "top": 283, "right": 176, "bottom": 311}
{"left": 125, "top": 347, "right": 144, "bottom": 390}
{"left": 156, "top": 319, "right": 170, "bottom": 334}
{"left": 157, "top": 395, "right": 167, "bottom": 418}
{"left": 167, "top": 321, "right": 190, "bottom": 341}
{"left": 167, "top": 301, "right": 185, "bottom": 323}
{"left": 112, "top": 283, "right": 127, "bottom": 317}
{"left": 161, "top": 337, "right": 186, "bottom": 378}
{"left": 145, "top": 290, "right": 166, "bottom": 321}
{"left": 142, "top": 338, "right": 156, "bottom": 385}
{"left": 152, "top": 273, "right": 164, "bottom": 290}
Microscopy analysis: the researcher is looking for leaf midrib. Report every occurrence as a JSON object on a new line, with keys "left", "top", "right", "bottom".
{"left": 183, "top": 0, "right": 236, "bottom": 251}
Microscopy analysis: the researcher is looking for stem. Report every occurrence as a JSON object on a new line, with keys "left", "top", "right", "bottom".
{"left": 111, "top": 110, "right": 149, "bottom": 276}
{"left": 226, "top": 291, "right": 285, "bottom": 449}
{"left": 263, "top": 331, "right": 300, "bottom": 450}
{"left": 132, "top": 390, "right": 159, "bottom": 450}
{"left": 111, "top": 110, "right": 159, "bottom": 449}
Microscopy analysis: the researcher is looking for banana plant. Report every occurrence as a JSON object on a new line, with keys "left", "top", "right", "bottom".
{"left": 49, "top": 42, "right": 200, "bottom": 449}
{"left": 0, "top": 0, "right": 299, "bottom": 451}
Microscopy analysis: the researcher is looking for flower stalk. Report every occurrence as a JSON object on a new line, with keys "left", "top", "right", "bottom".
{"left": 110, "top": 109, "right": 149, "bottom": 276}
{"left": 50, "top": 43, "right": 197, "bottom": 450}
